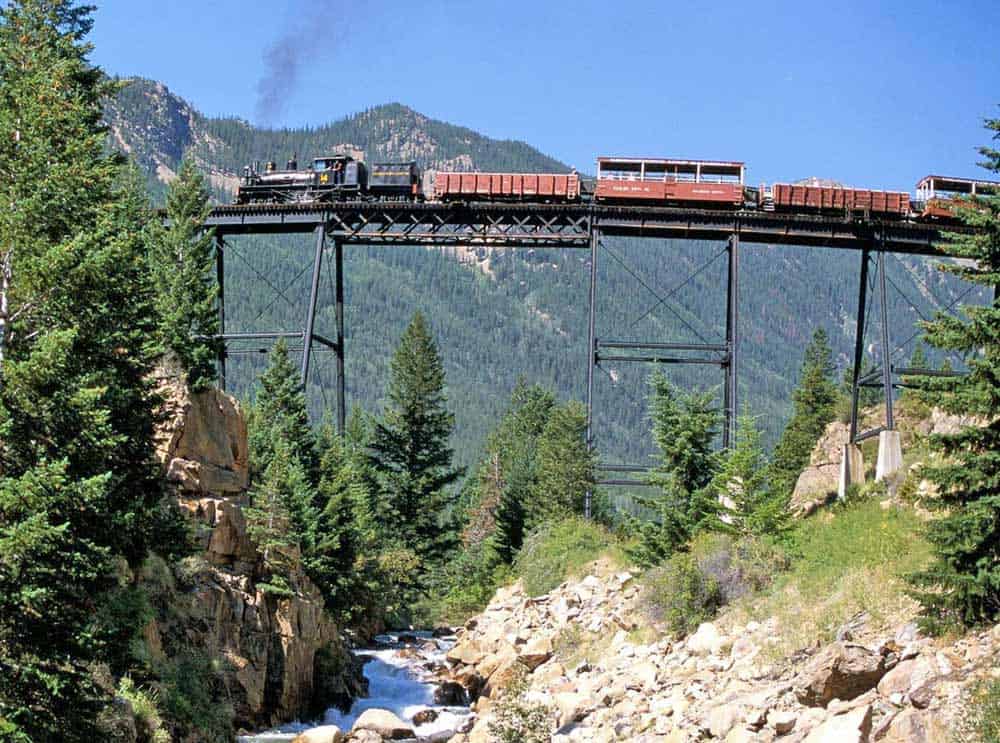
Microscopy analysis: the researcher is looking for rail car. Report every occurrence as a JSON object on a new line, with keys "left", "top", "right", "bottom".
{"left": 234, "top": 153, "right": 999, "bottom": 223}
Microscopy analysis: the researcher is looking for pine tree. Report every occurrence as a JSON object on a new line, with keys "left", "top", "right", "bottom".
{"left": 247, "top": 339, "right": 318, "bottom": 482}
{"left": 909, "top": 113, "right": 1000, "bottom": 630}
{"left": 529, "top": 400, "right": 595, "bottom": 527}
{"left": 369, "top": 311, "right": 462, "bottom": 577}
{"left": 463, "top": 381, "right": 554, "bottom": 559}
{"left": 770, "top": 328, "right": 839, "bottom": 496}
{"left": 245, "top": 442, "right": 302, "bottom": 597}
{"left": 0, "top": 2, "right": 184, "bottom": 737}
{"left": 148, "top": 159, "right": 220, "bottom": 391}
{"left": 712, "top": 407, "right": 790, "bottom": 540}
{"left": 628, "top": 373, "right": 721, "bottom": 567}
{"left": 308, "top": 421, "right": 372, "bottom": 621}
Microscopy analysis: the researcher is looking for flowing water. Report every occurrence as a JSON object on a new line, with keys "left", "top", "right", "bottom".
{"left": 240, "top": 632, "right": 473, "bottom": 742}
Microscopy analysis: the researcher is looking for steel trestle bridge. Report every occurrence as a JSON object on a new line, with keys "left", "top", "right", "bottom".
{"left": 205, "top": 200, "right": 976, "bottom": 501}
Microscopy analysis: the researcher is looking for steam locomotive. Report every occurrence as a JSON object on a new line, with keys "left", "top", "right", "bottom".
{"left": 237, "top": 155, "right": 421, "bottom": 204}
{"left": 235, "top": 154, "right": 998, "bottom": 222}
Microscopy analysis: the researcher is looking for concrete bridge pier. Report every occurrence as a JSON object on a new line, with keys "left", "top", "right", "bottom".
{"left": 838, "top": 443, "right": 865, "bottom": 499}
{"left": 876, "top": 430, "right": 903, "bottom": 482}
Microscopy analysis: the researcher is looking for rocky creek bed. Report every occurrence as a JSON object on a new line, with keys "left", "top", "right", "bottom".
{"left": 240, "top": 632, "right": 474, "bottom": 743}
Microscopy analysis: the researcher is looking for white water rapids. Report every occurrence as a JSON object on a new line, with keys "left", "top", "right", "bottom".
{"left": 240, "top": 632, "right": 473, "bottom": 742}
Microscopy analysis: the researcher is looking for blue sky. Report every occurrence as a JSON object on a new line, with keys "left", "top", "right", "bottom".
{"left": 89, "top": 0, "right": 999, "bottom": 190}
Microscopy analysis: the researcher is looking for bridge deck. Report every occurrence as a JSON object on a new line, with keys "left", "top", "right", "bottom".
{"left": 205, "top": 201, "right": 963, "bottom": 256}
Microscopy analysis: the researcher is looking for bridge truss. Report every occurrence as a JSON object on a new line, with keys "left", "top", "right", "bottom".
{"left": 205, "top": 201, "right": 971, "bottom": 504}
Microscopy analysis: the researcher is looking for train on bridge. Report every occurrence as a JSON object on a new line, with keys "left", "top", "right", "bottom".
{"left": 235, "top": 154, "right": 997, "bottom": 222}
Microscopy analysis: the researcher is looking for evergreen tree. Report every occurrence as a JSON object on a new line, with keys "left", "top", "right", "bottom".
{"left": 245, "top": 441, "right": 302, "bottom": 597}
{"left": 310, "top": 421, "right": 372, "bottom": 621}
{"left": 628, "top": 374, "right": 720, "bottom": 567}
{"left": 0, "top": 2, "right": 184, "bottom": 738}
{"left": 369, "top": 311, "right": 462, "bottom": 577}
{"left": 770, "top": 328, "right": 839, "bottom": 496}
{"left": 247, "top": 339, "right": 318, "bottom": 482}
{"left": 909, "top": 113, "right": 1000, "bottom": 630}
{"left": 148, "top": 159, "right": 220, "bottom": 390}
{"left": 529, "top": 400, "right": 595, "bottom": 526}
{"left": 712, "top": 407, "right": 790, "bottom": 540}
{"left": 463, "top": 381, "right": 554, "bottom": 560}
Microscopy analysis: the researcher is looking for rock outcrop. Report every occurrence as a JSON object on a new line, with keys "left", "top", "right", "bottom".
{"left": 442, "top": 567, "right": 1000, "bottom": 743}
{"left": 143, "top": 361, "right": 364, "bottom": 731}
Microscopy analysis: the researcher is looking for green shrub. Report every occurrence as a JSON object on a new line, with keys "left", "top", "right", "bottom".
{"left": 157, "top": 651, "right": 234, "bottom": 743}
{"left": 487, "top": 670, "right": 552, "bottom": 743}
{"left": 954, "top": 677, "right": 1000, "bottom": 743}
{"left": 691, "top": 532, "right": 789, "bottom": 604}
{"left": 641, "top": 550, "right": 722, "bottom": 637}
{"left": 92, "top": 583, "right": 155, "bottom": 675}
{"left": 514, "top": 517, "right": 619, "bottom": 596}
{"left": 117, "top": 677, "right": 170, "bottom": 743}
{"left": 640, "top": 532, "right": 788, "bottom": 638}
{"left": 434, "top": 543, "right": 513, "bottom": 626}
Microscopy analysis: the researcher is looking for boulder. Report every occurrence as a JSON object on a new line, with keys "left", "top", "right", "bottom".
{"left": 412, "top": 708, "right": 439, "bottom": 725}
{"left": 483, "top": 657, "right": 522, "bottom": 697}
{"left": 802, "top": 705, "right": 872, "bottom": 743}
{"left": 292, "top": 725, "right": 344, "bottom": 743}
{"left": 154, "top": 357, "right": 249, "bottom": 496}
{"left": 554, "top": 691, "right": 592, "bottom": 729}
{"left": 707, "top": 704, "right": 741, "bottom": 738}
{"left": 518, "top": 635, "right": 554, "bottom": 670}
{"left": 767, "top": 709, "right": 796, "bottom": 734}
{"left": 879, "top": 707, "right": 949, "bottom": 743}
{"left": 351, "top": 708, "right": 414, "bottom": 740}
{"left": 794, "top": 643, "right": 888, "bottom": 706}
{"left": 790, "top": 421, "right": 848, "bottom": 515}
{"left": 448, "top": 640, "right": 485, "bottom": 667}
{"left": 688, "top": 622, "right": 724, "bottom": 656}
{"left": 346, "top": 731, "right": 382, "bottom": 743}
{"left": 876, "top": 655, "right": 937, "bottom": 701}
{"left": 435, "top": 680, "right": 469, "bottom": 706}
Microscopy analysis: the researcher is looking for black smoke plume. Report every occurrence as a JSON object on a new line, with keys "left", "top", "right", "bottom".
{"left": 254, "top": 1, "right": 344, "bottom": 126}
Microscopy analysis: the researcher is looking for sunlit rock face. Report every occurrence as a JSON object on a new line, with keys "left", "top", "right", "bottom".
{"left": 145, "top": 357, "right": 364, "bottom": 730}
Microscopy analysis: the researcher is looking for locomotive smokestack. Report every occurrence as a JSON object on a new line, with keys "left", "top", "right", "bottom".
{"left": 287, "top": 153, "right": 298, "bottom": 171}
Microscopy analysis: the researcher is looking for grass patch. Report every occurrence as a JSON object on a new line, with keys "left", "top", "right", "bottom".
{"left": 734, "top": 497, "right": 932, "bottom": 658}
{"left": 955, "top": 676, "right": 1000, "bottom": 743}
{"left": 514, "top": 516, "right": 624, "bottom": 596}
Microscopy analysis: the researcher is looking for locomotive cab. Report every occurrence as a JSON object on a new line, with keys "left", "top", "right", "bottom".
{"left": 311, "top": 155, "right": 366, "bottom": 198}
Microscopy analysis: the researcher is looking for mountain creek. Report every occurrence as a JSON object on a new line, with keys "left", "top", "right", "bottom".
{"left": 241, "top": 632, "right": 474, "bottom": 743}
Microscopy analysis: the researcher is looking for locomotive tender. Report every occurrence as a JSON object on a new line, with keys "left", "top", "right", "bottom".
{"left": 236, "top": 153, "right": 998, "bottom": 221}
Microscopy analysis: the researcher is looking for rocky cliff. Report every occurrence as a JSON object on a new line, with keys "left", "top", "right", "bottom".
{"left": 145, "top": 358, "right": 364, "bottom": 733}
{"left": 441, "top": 565, "right": 999, "bottom": 743}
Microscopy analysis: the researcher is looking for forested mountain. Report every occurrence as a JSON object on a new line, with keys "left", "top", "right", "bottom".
{"left": 104, "top": 78, "right": 989, "bottom": 475}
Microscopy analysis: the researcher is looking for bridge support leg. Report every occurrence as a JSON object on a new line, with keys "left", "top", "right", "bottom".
{"left": 301, "top": 224, "right": 325, "bottom": 387}
{"left": 723, "top": 233, "right": 739, "bottom": 449}
{"left": 874, "top": 248, "right": 903, "bottom": 482}
{"left": 848, "top": 248, "right": 870, "bottom": 447}
{"left": 215, "top": 234, "right": 226, "bottom": 392}
{"left": 584, "top": 226, "right": 599, "bottom": 520}
{"left": 334, "top": 239, "right": 346, "bottom": 436}
{"left": 839, "top": 443, "right": 865, "bottom": 499}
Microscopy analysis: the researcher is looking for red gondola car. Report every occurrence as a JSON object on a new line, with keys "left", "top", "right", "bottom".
{"left": 433, "top": 171, "right": 580, "bottom": 201}
{"left": 767, "top": 182, "right": 910, "bottom": 217}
